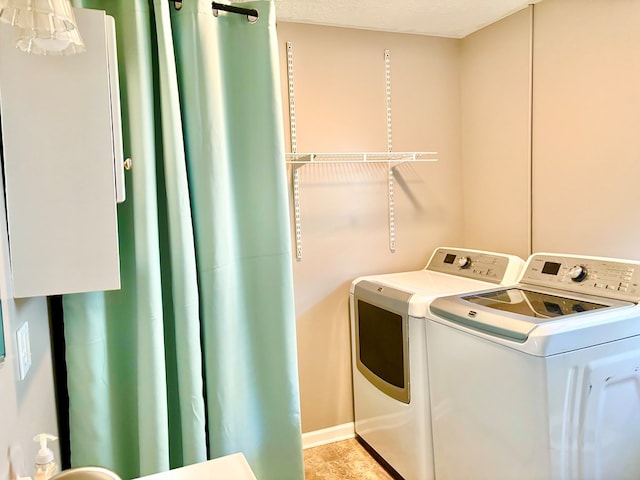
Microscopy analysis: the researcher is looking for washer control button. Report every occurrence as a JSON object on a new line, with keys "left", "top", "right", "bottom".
{"left": 568, "top": 265, "right": 588, "bottom": 282}
{"left": 458, "top": 256, "right": 472, "bottom": 269}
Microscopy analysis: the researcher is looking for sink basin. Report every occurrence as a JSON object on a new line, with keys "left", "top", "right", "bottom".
{"left": 50, "top": 467, "right": 122, "bottom": 480}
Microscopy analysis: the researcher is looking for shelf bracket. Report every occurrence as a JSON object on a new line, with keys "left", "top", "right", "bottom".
{"left": 287, "top": 41, "right": 303, "bottom": 260}
{"left": 385, "top": 50, "right": 396, "bottom": 253}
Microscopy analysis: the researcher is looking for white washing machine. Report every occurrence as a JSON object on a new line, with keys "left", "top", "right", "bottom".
{"left": 350, "top": 247, "right": 524, "bottom": 480}
{"left": 427, "top": 252, "right": 640, "bottom": 480}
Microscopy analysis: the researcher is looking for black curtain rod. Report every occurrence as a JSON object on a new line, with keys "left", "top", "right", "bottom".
{"left": 212, "top": 1, "right": 259, "bottom": 20}
{"left": 171, "top": 1, "right": 259, "bottom": 21}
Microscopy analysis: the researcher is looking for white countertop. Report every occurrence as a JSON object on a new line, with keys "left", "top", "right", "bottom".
{"left": 133, "top": 453, "right": 257, "bottom": 480}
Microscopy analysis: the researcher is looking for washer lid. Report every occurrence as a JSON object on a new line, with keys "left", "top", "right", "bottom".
{"left": 430, "top": 286, "right": 634, "bottom": 342}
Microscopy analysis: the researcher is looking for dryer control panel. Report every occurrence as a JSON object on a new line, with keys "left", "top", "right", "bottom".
{"left": 523, "top": 253, "right": 640, "bottom": 303}
{"left": 426, "top": 248, "right": 523, "bottom": 285}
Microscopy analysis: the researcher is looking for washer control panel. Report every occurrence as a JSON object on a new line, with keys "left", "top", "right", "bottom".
{"left": 426, "top": 248, "right": 523, "bottom": 284}
{"left": 523, "top": 253, "right": 640, "bottom": 302}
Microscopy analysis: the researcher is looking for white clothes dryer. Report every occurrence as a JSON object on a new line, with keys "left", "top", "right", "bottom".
{"left": 427, "top": 252, "right": 640, "bottom": 480}
{"left": 350, "top": 247, "right": 524, "bottom": 480}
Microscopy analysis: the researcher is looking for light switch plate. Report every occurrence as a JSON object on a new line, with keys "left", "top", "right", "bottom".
{"left": 16, "top": 321, "right": 31, "bottom": 380}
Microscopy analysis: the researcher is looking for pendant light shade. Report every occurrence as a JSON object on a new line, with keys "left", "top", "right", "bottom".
{"left": 14, "top": 22, "right": 85, "bottom": 55}
{"left": 0, "top": 0, "right": 85, "bottom": 55}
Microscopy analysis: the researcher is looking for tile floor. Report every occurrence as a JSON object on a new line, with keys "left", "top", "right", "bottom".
{"left": 303, "top": 438, "right": 396, "bottom": 480}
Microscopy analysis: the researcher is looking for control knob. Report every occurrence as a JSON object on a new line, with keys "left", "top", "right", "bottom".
{"left": 457, "top": 256, "right": 472, "bottom": 269}
{"left": 567, "top": 265, "right": 588, "bottom": 282}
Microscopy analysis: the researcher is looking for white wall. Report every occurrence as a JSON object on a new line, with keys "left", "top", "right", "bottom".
{"left": 0, "top": 172, "right": 59, "bottom": 480}
{"left": 277, "top": 23, "right": 463, "bottom": 433}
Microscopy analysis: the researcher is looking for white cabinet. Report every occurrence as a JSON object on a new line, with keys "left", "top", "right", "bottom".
{"left": 0, "top": 7, "right": 124, "bottom": 298}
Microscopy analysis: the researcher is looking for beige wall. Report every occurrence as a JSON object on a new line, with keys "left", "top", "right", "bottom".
{"left": 0, "top": 173, "right": 59, "bottom": 480}
{"left": 462, "top": 0, "right": 640, "bottom": 261}
{"left": 532, "top": 0, "right": 640, "bottom": 258}
{"left": 277, "top": 22, "right": 463, "bottom": 433}
{"left": 460, "top": 8, "right": 532, "bottom": 260}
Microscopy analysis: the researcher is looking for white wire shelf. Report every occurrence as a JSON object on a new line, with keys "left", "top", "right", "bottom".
{"left": 285, "top": 43, "right": 440, "bottom": 259}
{"left": 285, "top": 151, "right": 438, "bottom": 165}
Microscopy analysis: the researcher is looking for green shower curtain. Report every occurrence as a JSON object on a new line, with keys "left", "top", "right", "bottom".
{"left": 63, "top": 1, "right": 303, "bottom": 479}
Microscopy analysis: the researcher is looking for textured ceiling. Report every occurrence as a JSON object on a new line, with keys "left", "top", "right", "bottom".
{"left": 273, "top": 0, "right": 535, "bottom": 38}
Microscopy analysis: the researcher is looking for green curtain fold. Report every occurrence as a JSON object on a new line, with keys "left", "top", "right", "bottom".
{"left": 63, "top": 1, "right": 303, "bottom": 479}
{"left": 170, "top": 2, "right": 304, "bottom": 478}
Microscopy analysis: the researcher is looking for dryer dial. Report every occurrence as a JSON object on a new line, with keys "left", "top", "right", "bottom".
{"left": 568, "top": 265, "right": 588, "bottom": 282}
{"left": 457, "top": 256, "right": 472, "bottom": 269}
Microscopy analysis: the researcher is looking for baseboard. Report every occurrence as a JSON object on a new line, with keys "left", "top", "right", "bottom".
{"left": 302, "top": 422, "right": 355, "bottom": 449}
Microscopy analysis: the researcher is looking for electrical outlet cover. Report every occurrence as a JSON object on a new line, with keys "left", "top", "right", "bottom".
{"left": 16, "top": 321, "right": 31, "bottom": 380}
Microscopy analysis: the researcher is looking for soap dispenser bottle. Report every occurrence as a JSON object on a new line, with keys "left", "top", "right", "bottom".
{"left": 33, "top": 434, "right": 58, "bottom": 480}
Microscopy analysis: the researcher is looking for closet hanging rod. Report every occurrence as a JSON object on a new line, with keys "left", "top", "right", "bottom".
{"left": 171, "top": 1, "right": 259, "bottom": 21}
